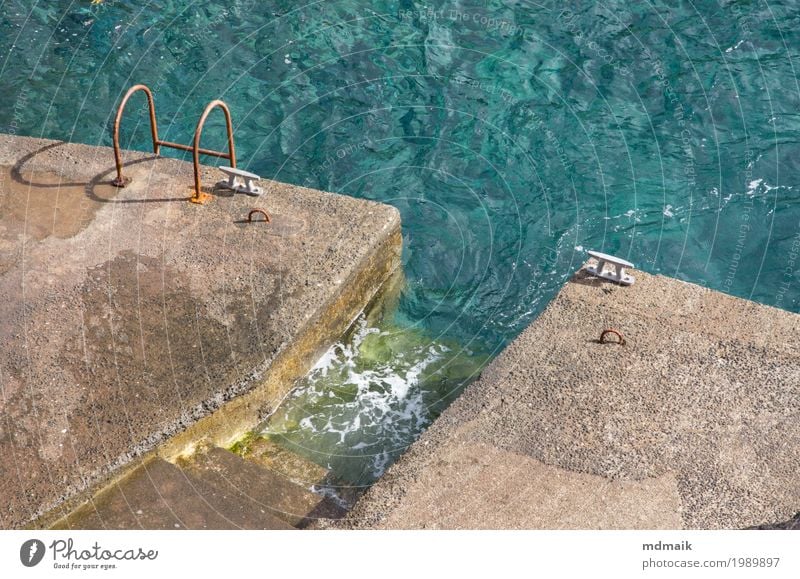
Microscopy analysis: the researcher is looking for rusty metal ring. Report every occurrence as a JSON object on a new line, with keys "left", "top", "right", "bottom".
{"left": 247, "top": 209, "right": 271, "bottom": 223}
{"left": 599, "top": 328, "right": 625, "bottom": 345}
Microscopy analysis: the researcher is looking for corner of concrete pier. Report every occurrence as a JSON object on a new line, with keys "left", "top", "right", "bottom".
{"left": 0, "top": 134, "right": 402, "bottom": 529}
{"left": 335, "top": 262, "right": 800, "bottom": 530}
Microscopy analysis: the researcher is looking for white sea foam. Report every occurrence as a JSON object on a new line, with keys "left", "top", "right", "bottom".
{"left": 725, "top": 40, "right": 744, "bottom": 53}
{"left": 263, "top": 316, "right": 451, "bottom": 480}
{"left": 747, "top": 179, "right": 762, "bottom": 196}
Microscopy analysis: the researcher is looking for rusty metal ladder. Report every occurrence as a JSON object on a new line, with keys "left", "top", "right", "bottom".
{"left": 111, "top": 84, "right": 236, "bottom": 204}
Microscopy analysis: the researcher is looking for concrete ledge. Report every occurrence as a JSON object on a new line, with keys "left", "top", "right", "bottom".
{"left": 335, "top": 264, "right": 800, "bottom": 529}
{"left": 0, "top": 134, "right": 401, "bottom": 529}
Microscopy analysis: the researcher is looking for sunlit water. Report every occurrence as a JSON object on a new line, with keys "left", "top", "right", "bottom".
{"left": 2, "top": 0, "right": 800, "bottom": 486}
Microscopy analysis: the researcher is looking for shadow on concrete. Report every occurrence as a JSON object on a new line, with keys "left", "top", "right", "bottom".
{"left": 569, "top": 268, "right": 621, "bottom": 300}
{"left": 84, "top": 163, "right": 195, "bottom": 204}
{"left": 569, "top": 268, "right": 618, "bottom": 289}
{"left": 10, "top": 141, "right": 85, "bottom": 188}
{"left": 9, "top": 141, "right": 197, "bottom": 204}
{"left": 749, "top": 512, "right": 800, "bottom": 530}
{"left": 232, "top": 214, "right": 306, "bottom": 237}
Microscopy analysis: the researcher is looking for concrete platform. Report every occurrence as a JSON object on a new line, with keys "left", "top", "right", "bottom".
{"left": 334, "top": 264, "right": 800, "bottom": 529}
{"left": 53, "top": 445, "right": 344, "bottom": 530}
{"left": 179, "top": 447, "right": 343, "bottom": 527}
{"left": 51, "top": 456, "right": 294, "bottom": 530}
{"left": 0, "top": 134, "right": 401, "bottom": 529}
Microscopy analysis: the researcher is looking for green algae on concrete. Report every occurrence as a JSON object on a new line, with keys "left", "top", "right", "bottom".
{"left": 0, "top": 133, "right": 401, "bottom": 529}
{"left": 259, "top": 302, "right": 489, "bottom": 488}
{"left": 51, "top": 455, "right": 295, "bottom": 530}
{"left": 332, "top": 262, "right": 800, "bottom": 530}
{"left": 230, "top": 435, "right": 329, "bottom": 486}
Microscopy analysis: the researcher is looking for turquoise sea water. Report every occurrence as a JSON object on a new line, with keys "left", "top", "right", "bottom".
{"left": 3, "top": 0, "right": 800, "bottom": 486}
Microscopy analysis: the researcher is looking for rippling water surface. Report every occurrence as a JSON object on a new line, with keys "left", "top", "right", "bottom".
{"left": 3, "top": 0, "right": 800, "bottom": 485}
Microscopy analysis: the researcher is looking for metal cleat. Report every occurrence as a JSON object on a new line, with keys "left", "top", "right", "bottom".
{"left": 586, "top": 250, "right": 635, "bottom": 286}
{"left": 217, "top": 165, "right": 264, "bottom": 196}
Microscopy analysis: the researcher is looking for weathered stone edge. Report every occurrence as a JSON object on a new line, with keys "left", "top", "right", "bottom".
{"left": 26, "top": 150, "right": 403, "bottom": 529}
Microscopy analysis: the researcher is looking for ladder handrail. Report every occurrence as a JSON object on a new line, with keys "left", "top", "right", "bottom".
{"left": 190, "top": 100, "right": 236, "bottom": 204}
{"left": 112, "top": 84, "right": 160, "bottom": 187}
{"left": 111, "top": 83, "right": 237, "bottom": 205}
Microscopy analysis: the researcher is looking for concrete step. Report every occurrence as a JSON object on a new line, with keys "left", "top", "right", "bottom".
{"left": 236, "top": 437, "right": 365, "bottom": 513}
{"left": 235, "top": 436, "right": 329, "bottom": 486}
{"left": 182, "top": 447, "right": 345, "bottom": 528}
{"left": 52, "top": 457, "right": 293, "bottom": 530}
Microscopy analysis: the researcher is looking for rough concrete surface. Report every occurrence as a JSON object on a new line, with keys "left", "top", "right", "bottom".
{"left": 50, "top": 456, "right": 294, "bottom": 530}
{"left": 0, "top": 134, "right": 401, "bottom": 528}
{"left": 53, "top": 445, "right": 342, "bottom": 530}
{"left": 335, "top": 266, "right": 800, "bottom": 529}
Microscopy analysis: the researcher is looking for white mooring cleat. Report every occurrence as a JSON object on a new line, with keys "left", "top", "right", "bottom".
{"left": 217, "top": 165, "right": 264, "bottom": 196}
{"left": 586, "top": 250, "right": 635, "bottom": 286}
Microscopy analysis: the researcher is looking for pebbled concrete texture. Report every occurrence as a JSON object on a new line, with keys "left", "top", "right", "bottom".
{"left": 335, "top": 265, "right": 800, "bottom": 530}
{"left": 0, "top": 134, "right": 401, "bottom": 529}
